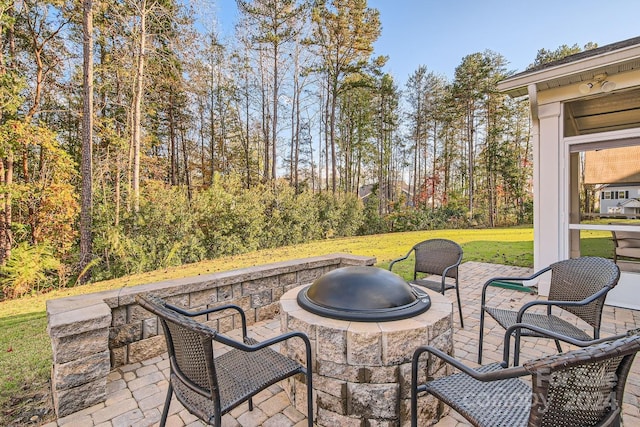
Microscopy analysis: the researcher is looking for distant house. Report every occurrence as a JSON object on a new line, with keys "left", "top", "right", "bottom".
{"left": 600, "top": 184, "right": 640, "bottom": 216}
{"left": 358, "top": 182, "right": 413, "bottom": 205}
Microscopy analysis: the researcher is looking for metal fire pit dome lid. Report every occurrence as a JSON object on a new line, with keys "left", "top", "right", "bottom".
{"left": 296, "top": 266, "right": 431, "bottom": 322}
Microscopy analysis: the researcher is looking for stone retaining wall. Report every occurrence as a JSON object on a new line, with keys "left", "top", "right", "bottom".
{"left": 46, "top": 253, "right": 375, "bottom": 417}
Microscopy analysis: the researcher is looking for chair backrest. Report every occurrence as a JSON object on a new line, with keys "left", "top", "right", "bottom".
{"left": 135, "top": 294, "right": 221, "bottom": 415}
{"left": 413, "top": 239, "right": 463, "bottom": 278}
{"left": 612, "top": 230, "right": 640, "bottom": 249}
{"left": 525, "top": 329, "right": 640, "bottom": 426}
{"left": 547, "top": 257, "right": 619, "bottom": 328}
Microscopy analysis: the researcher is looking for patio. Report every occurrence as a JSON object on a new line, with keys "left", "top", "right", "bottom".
{"left": 44, "top": 261, "right": 640, "bottom": 427}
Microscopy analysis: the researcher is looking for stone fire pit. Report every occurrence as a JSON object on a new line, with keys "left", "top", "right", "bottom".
{"left": 279, "top": 268, "right": 454, "bottom": 426}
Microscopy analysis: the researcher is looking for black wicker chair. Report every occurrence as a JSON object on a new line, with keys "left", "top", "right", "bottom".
{"left": 411, "top": 325, "right": 640, "bottom": 427}
{"left": 389, "top": 239, "right": 464, "bottom": 326}
{"left": 478, "top": 256, "right": 620, "bottom": 365}
{"left": 135, "top": 294, "right": 313, "bottom": 427}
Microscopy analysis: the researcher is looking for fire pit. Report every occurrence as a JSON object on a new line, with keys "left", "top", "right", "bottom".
{"left": 280, "top": 266, "right": 454, "bottom": 426}
{"left": 296, "top": 266, "right": 431, "bottom": 321}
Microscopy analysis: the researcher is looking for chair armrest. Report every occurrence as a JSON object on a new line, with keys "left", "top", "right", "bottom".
{"left": 388, "top": 249, "right": 413, "bottom": 271}
{"left": 501, "top": 323, "right": 629, "bottom": 367}
{"left": 515, "top": 285, "right": 612, "bottom": 321}
{"left": 214, "top": 331, "right": 313, "bottom": 371}
{"left": 167, "top": 303, "right": 248, "bottom": 339}
{"left": 481, "top": 266, "right": 552, "bottom": 306}
{"left": 413, "top": 345, "right": 528, "bottom": 382}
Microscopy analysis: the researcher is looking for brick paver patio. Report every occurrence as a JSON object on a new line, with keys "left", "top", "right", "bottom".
{"left": 43, "top": 262, "right": 640, "bottom": 426}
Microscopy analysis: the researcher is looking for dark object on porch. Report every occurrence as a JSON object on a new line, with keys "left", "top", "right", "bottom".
{"left": 389, "top": 239, "right": 464, "bottom": 327}
{"left": 478, "top": 256, "right": 620, "bottom": 365}
{"left": 135, "top": 294, "right": 314, "bottom": 427}
{"left": 411, "top": 324, "right": 640, "bottom": 427}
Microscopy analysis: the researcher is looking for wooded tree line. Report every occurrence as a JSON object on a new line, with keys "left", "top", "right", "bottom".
{"left": 0, "top": 0, "right": 592, "bottom": 298}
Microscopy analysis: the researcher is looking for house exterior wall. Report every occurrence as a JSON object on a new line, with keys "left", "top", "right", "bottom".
{"left": 599, "top": 185, "right": 640, "bottom": 214}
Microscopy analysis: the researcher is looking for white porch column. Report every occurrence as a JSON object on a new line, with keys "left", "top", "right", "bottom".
{"left": 534, "top": 101, "right": 562, "bottom": 295}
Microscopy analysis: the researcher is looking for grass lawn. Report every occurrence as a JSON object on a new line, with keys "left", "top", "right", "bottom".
{"left": 0, "top": 226, "right": 614, "bottom": 424}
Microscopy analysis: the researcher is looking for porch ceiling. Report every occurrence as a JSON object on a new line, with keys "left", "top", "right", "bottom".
{"left": 564, "top": 87, "right": 640, "bottom": 136}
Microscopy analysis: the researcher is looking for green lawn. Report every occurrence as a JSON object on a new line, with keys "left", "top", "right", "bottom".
{"left": 0, "top": 226, "right": 615, "bottom": 424}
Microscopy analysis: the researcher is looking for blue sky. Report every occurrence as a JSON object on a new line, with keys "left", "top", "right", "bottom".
{"left": 211, "top": 0, "right": 640, "bottom": 85}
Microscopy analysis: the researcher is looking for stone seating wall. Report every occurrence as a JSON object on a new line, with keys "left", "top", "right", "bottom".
{"left": 46, "top": 253, "right": 375, "bottom": 418}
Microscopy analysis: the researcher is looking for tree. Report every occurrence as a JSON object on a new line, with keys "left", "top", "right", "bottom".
{"left": 310, "top": 0, "right": 381, "bottom": 193}
{"left": 237, "top": 0, "right": 306, "bottom": 183}
{"left": 529, "top": 42, "right": 597, "bottom": 68}
{"left": 79, "top": 0, "right": 93, "bottom": 282}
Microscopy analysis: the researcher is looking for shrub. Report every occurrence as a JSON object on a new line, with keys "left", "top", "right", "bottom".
{"left": 0, "top": 243, "right": 61, "bottom": 299}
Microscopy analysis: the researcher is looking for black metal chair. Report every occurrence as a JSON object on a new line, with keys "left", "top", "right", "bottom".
{"left": 478, "top": 256, "right": 619, "bottom": 365}
{"left": 135, "top": 294, "right": 314, "bottom": 427}
{"left": 412, "top": 324, "right": 640, "bottom": 427}
{"left": 389, "top": 239, "right": 464, "bottom": 326}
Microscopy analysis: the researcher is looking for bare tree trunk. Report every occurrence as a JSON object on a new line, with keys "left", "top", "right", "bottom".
{"left": 79, "top": 0, "right": 94, "bottom": 282}
{"left": 132, "top": 0, "right": 147, "bottom": 213}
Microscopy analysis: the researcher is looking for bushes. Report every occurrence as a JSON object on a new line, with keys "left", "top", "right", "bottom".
{"left": 0, "top": 171, "right": 532, "bottom": 298}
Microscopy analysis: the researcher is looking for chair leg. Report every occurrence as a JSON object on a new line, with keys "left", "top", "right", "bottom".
{"left": 554, "top": 339, "right": 563, "bottom": 354}
{"left": 478, "top": 309, "right": 485, "bottom": 364}
{"left": 160, "top": 383, "right": 173, "bottom": 427}
{"left": 514, "top": 331, "right": 522, "bottom": 366}
{"left": 248, "top": 397, "right": 253, "bottom": 411}
{"left": 306, "top": 369, "right": 314, "bottom": 427}
{"left": 454, "top": 284, "right": 464, "bottom": 328}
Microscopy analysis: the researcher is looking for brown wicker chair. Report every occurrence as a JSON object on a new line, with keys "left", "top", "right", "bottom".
{"left": 135, "top": 294, "right": 313, "bottom": 427}
{"left": 478, "top": 256, "right": 620, "bottom": 365}
{"left": 411, "top": 325, "right": 640, "bottom": 427}
{"left": 389, "top": 239, "right": 464, "bottom": 326}
{"left": 611, "top": 230, "right": 640, "bottom": 264}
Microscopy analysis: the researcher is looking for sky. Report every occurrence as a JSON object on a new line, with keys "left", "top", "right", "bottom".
{"left": 210, "top": 0, "right": 640, "bottom": 86}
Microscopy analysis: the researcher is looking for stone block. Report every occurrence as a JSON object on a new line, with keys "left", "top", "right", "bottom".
{"left": 243, "top": 275, "right": 279, "bottom": 295}
{"left": 128, "top": 335, "right": 166, "bottom": 364}
{"left": 256, "top": 302, "right": 280, "bottom": 322}
{"left": 316, "top": 389, "right": 347, "bottom": 415}
{"left": 279, "top": 272, "right": 297, "bottom": 286}
{"left": 109, "top": 322, "right": 142, "bottom": 348}
{"left": 362, "top": 365, "right": 398, "bottom": 384}
{"left": 217, "top": 315, "right": 234, "bottom": 333}
{"left": 128, "top": 304, "right": 153, "bottom": 323}
{"left": 111, "top": 307, "right": 127, "bottom": 327}
{"left": 52, "top": 376, "right": 107, "bottom": 418}
{"left": 217, "top": 284, "right": 233, "bottom": 301}
{"left": 142, "top": 317, "right": 158, "bottom": 338}
{"left": 189, "top": 289, "right": 217, "bottom": 307}
{"left": 111, "top": 346, "right": 126, "bottom": 368}
{"left": 297, "top": 267, "right": 325, "bottom": 283}
{"left": 251, "top": 289, "right": 272, "bottom": 308}
{"left": 317, "top": 359, "right": 358, "bottom": 382}
{"left": 346, "top": 324, "right": 382, "bottom": 366}
{"left": 47, "top": 303, "right": 111, "bottom": 338}
{"left": 347, "top": 382, "right": 398, "bottom": 419}
{"left": 429, "top": 312, "right": 453, "bottom": 340}
{"left": 316, "top": 408, "right": 360, "bottom": 427}
{"left": 272, "top": 286, "right": 284, "bottom": 301}
{"left": 381, "top": 322, "right": 429, "bottom": 365}
{"left": 398, "top": 392, "right": 442, "bottom": 427}
{"left": 52, "top": 350, "right": 111, "bottom": 390}
{"left": 314, "top": 375, "right": 347, "bottom": 399}
{"left": 317, "top": 326, "right": 347, "bottom": 364}
{"left": 51, "top": 328, "right": 109, "bottom": 364}
{"left": 164, "top": 294, "right": 189, "bottom": 308}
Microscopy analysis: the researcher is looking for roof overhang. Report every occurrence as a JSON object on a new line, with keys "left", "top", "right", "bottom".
{"left": 498, "top": 37, "right": 640, "bottom": 97}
